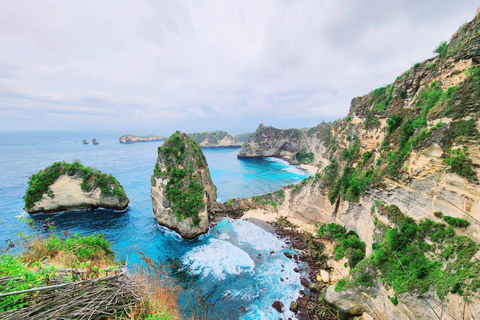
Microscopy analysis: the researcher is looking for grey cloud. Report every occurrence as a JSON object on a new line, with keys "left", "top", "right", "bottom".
{"left": 0, "top": 1, "right": 477, "bottom": 133}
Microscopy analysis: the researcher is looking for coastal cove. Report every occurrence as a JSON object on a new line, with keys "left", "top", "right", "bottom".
{"left": 0, "top": 130, "right": 311, "bottom": 319}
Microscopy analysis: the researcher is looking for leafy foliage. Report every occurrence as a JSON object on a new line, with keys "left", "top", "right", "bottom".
{"left": 444, "top": 149, "right": 477, "bottom": 182}
{"left": 318, "top": 223, "right": 366, "bottom": 268}
{"left": 442, "top": 215, "right": 470, "bottom": 228}
{"left": 434, "top": 41, "right": 448, "bottom": 58}
{"left": 295, "top": 148, "right": 315, "bottom": 164}
{"left": 336, "top": 206, "right": 480, "bottom": 300}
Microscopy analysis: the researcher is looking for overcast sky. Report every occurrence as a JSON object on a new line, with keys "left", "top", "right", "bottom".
{"left": 0, "top": 1, "right": 477, "bottom": 135}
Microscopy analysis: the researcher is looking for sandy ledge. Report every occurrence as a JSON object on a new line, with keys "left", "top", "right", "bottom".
{"left": 241, "top": 208, "right": 318, "bottom": 235}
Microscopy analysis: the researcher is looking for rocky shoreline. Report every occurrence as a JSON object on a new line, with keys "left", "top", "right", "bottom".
{"left": 241, "top": 216, "right": 338, "bottom": 320}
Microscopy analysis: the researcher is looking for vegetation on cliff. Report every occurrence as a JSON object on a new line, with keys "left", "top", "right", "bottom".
{"left": 23, "top": 160, "right": 128, "bottom": 210}
{"left": 334, "top": 205, "right": 480, "bottom": 302}
{"left": 154, "top": 131, "right": 208, "bottom": 226}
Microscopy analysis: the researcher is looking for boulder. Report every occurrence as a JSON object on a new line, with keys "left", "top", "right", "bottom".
{"left": 272, "top": 301, "right": 284, "bottom": 313}
{"left": 150, "top": 131, "right": 216, "bottom": 239}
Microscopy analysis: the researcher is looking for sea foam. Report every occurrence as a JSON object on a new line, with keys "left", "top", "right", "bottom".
{"left": 182, "top": 238, "right": 255, "bottom": 281}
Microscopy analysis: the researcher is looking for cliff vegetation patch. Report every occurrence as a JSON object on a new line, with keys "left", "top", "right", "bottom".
{"left": 335, "top": 205, "right": 480, "bottom": 301}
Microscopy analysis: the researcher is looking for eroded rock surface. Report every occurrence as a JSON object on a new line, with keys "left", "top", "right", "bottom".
{"left": 151, "top": 131, "right": 216, "bottom": 239}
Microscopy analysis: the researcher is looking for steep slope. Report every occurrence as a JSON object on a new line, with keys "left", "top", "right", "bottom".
{"left": 238, "top": 13, "right": 480, "bottom": 319}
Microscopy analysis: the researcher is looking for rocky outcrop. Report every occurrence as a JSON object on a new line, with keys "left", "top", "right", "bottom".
{"left": 237, "top": 12, "right": 480, "bottom": 320}
{"left": 150, "top": 131, "right": 217, "bottom": 239}
{"left": 187, "top": 130, "right": 242, "bottom": 148}
{"left": 119, "top": 135, "right": 166, "bottom": 143}
{"left": 92, "top": 139, "right": 99, "bottom": 145}
{"left": 234, "top": 132, "right": 254, "bottom": 142}
{"left": 24, "top": 161, "right": 129, "bottom": 214}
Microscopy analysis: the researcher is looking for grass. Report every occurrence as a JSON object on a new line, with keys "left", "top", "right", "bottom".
{"left": 23, "top": 160, "right": 127, "bottom": 210}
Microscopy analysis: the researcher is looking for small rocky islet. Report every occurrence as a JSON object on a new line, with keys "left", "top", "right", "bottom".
{"left": 23, "top": 160, "right": 129, "bottom": 214}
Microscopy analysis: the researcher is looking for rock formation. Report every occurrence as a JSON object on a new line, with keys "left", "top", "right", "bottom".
{"left": 83, "top": 139, "right": 89, "bottom": 145}
{"left": 92, "top": 139, "right": 99, "bottom": 145}
{"left": 150, "top": 131, "right": 217, "bottom": 239}
{"left": 237, "top": 12, "right": 480, "bottom": 320}
{"left": 187, "top": 130, "right": 242, "bottom": 147}
{"left": 119, "top": 135, "right": 166, "bottom": 143}
{"left": 234, "top": 132, "right": 254, "bottom": 142}
{"left": 24, "top": 161, "right": 129, "bottom": 214}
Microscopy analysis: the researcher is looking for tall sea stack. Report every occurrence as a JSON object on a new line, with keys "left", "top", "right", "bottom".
{"left": 150, "top": 131, "right": 217, "bottom": 239}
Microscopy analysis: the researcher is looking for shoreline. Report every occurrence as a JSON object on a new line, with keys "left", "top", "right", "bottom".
{"left": 240, "top": 208, "right": 318, "bottom": 235}
{"left": 239, "top": 210, "right": 338, "bottom": 319}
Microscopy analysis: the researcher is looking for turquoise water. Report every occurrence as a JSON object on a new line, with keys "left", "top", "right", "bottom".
{"left": 0, "top": 131, "right": 309, "bottom": 319}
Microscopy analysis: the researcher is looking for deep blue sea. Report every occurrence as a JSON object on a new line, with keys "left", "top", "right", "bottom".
{"left": 0, "top": 131, "right": 310, "bottom": 319}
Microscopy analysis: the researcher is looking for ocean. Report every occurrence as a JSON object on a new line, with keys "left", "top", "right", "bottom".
{"left": 0, "top": 130, "right": 310, "bottom": 319}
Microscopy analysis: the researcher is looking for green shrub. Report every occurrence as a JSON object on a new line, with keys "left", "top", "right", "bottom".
{"left": 434, "top": 41, "right": 448, "bottom": 58}
{"left": 444, "top": 149, "right": 477, "bottom": 182}
{"left": 387, "top": 114, "right": 403, "bottom": 134}
{"left": 443, "top": 216, "right": 470, "bottom": 228}
{"left": 318, "top": 223, "right": 366, "bottom": 268}
{"left": 295, "top": 148, "right": 315, "bottom": 164}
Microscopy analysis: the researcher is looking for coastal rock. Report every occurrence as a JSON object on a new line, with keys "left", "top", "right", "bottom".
{"left": 150, "top": 131, "right": 216, "bottom": 239}
{"left": 83, "top": 139, "right": 89, "bottom": 144}
{"left": 92, "top": 139, "right": 99, "bottom": 145}
{"left": 289, "top": 301, "right": 298, "bottom": 312}
{"left": 119, "top": 134, "right": 166, "bottom": 143}
{"left": 272, "top": 300, "right": 284, "bottom": 313}
{"left": 187, "top": 130, "right": 242, "bottom": 148}
{"left": 234, "top": 132, "right": 254, "bottom": 142}
{"left": 24, "top": 161, "right": 129, "bottom": 214}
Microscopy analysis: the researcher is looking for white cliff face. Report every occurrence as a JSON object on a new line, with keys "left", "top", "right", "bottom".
{"left": 27, "top": 175, "right": 129, "bottom": 213}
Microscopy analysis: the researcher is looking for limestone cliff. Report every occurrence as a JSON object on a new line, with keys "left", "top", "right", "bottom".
{"left": 24, "top": 161, "right": 129, "bottom": 214}
{"left": 119, "top": 134, "right": 166, "bottom": 143}
{"left": 187, "top": 130, "right": 242, "bottom": 148}
{"left": 239, "top": 13, "right": 480, "bottom": 320}
{"left": 150, "top": 131, "right": 217, "bottom": 239}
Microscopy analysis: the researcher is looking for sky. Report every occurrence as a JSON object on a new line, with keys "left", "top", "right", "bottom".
{"left": 0, "top": 1, "right": 477, "bottom": 135}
